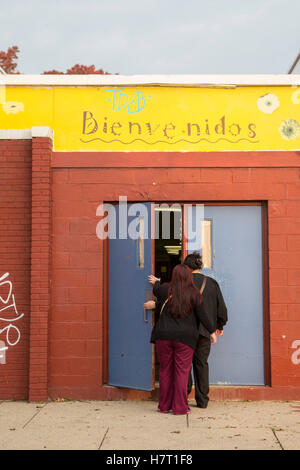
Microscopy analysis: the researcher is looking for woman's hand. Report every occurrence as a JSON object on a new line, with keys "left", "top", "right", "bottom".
{"left": 210, "top": 332, "right": 217, "bottom": 345}
{"left": 148, "top": 274, "right": 161, "bottom": 285}
{"left": 144, "top": 300, "right": 156, "bottom": 310}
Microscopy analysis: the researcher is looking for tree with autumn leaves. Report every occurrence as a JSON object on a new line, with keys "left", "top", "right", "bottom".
{"left": 0, "top": 46, "right": 19, "bottom": 73}
{"left": 0, "top": 45, "right": 114, "bottom": 74}
{"left": 43, "top": 64, "right": 112, "bottom": 74}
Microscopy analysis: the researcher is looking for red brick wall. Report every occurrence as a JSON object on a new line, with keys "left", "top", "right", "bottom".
{"left": 1, "top": 142, "right": 299, "bottom": 401}
{"left": 49, "top": 161, "right": 300, "bottom": 401}
{"left": 50, "top": 169, "right": 103, "bottom": 399}
{"left": 0, "top": 140, "right": 32, "bottom": 399}
{"left": 29, "top": 136, "right": 52, "bottom": 401}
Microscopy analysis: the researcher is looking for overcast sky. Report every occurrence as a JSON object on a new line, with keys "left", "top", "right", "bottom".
{"left": 2, "top": 0, "right": 300, "bottom": 75}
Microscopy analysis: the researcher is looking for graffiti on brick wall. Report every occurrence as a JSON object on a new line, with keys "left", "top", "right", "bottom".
{"left": 0, "top": 273, "right": 24, "bottom": 364}
{"left": 291, "top": 340, "right": 300, "bottom": 365}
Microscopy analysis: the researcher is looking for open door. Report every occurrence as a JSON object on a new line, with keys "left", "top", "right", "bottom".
{"left": 108, "top": 201, "right": 153, "bottom": 390}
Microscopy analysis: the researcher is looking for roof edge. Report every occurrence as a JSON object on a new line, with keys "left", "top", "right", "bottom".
{"left": 0, "top": 74, "right": 300, "bottom": 87}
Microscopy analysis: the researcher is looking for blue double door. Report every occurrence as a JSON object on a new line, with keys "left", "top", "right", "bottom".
{"left": 108, "top": 203, "right": 265, "bottom": 390}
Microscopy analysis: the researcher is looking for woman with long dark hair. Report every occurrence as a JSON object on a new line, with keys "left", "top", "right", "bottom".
{"left": 150, "top": 264, "right": 215, "bottom": 415}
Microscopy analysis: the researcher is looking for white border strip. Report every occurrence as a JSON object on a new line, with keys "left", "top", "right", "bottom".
{"left": 0, "top": 74, "right": 299, "bottom": 87}
{"left": 32, "top": 126, "right": 54, "bottom": 139}
{"left": 0, "top": 129, "right": 32, "bottom": 139}
{"left": 0, "top": 127, "right": 53, "bottom": 140}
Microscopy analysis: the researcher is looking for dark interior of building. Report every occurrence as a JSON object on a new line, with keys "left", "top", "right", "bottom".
{"left": 154, "top": 206, "right": 182, "bottom": 381}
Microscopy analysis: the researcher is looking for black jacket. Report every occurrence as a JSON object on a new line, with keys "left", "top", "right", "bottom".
{"left": 192, "top": 273, "right": 228, "bottom": 338}
{"left": 150, "top": 281, "right": 215, "bottom": 350}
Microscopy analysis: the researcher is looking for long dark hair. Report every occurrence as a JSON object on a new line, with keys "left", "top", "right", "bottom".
{"left": 168, "top": 264, "right": 201, "bottom": 318}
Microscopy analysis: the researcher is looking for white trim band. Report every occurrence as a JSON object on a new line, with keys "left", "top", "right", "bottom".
{"left": 31, "top": 126, "right": 54, "bottom": 139}
{"left": 0, "top": 127, "right": 53, "bottom": 140}
{"left": 0, "top": 74, "right": 299, "bottom": 87}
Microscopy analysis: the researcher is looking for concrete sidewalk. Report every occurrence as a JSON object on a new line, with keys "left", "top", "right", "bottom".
{"left": 0, "top": 398, "right": 299, "bottom": 450}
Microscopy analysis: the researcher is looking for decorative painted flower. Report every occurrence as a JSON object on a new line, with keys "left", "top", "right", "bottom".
{"left": 292, "top": 88, "right": 300, "bottom": 104}
{"left": 279, "top": 119, "right": 300, "bottom": 140}
{"left": 257, "top": 93, "right": 280, "bottom": 114}
{"left": 2, "top": 101, "right": 24, "bottom": 114}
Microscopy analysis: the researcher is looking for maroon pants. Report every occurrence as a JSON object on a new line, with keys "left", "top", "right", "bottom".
{"left": 156, "top": 340, "right": 194, "bottom": 414}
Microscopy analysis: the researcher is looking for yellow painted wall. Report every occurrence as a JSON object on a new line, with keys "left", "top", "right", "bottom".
{"left": 1, "top": 85, "right": 300, "bottom": 151}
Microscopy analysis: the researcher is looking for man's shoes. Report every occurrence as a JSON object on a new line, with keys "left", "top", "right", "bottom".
{"left": 196, "top": 403, "right": 208, "bottom": 409}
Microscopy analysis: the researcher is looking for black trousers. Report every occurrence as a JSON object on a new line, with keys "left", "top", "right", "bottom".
{"left": 187, "top": 335, "right": 211, "bottom": 407}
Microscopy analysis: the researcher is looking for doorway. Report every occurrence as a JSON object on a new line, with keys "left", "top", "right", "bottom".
{"left": 153, "top": 205, "right": 183, "bottom": 382}
{"left": 107, "top": 201, "right": 266, "bottom": 391}
{"left": 154, "top": 205, "right": 182, "bottom": 284}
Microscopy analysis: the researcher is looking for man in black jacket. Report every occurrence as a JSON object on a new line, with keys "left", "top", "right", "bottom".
{"left": 184, "top": 252, "right": 228, "bottom": 409}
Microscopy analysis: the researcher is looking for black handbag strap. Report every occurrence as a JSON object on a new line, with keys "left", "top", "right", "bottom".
{"left": 159, "top": 297, "right": 169, "bottom": 315}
